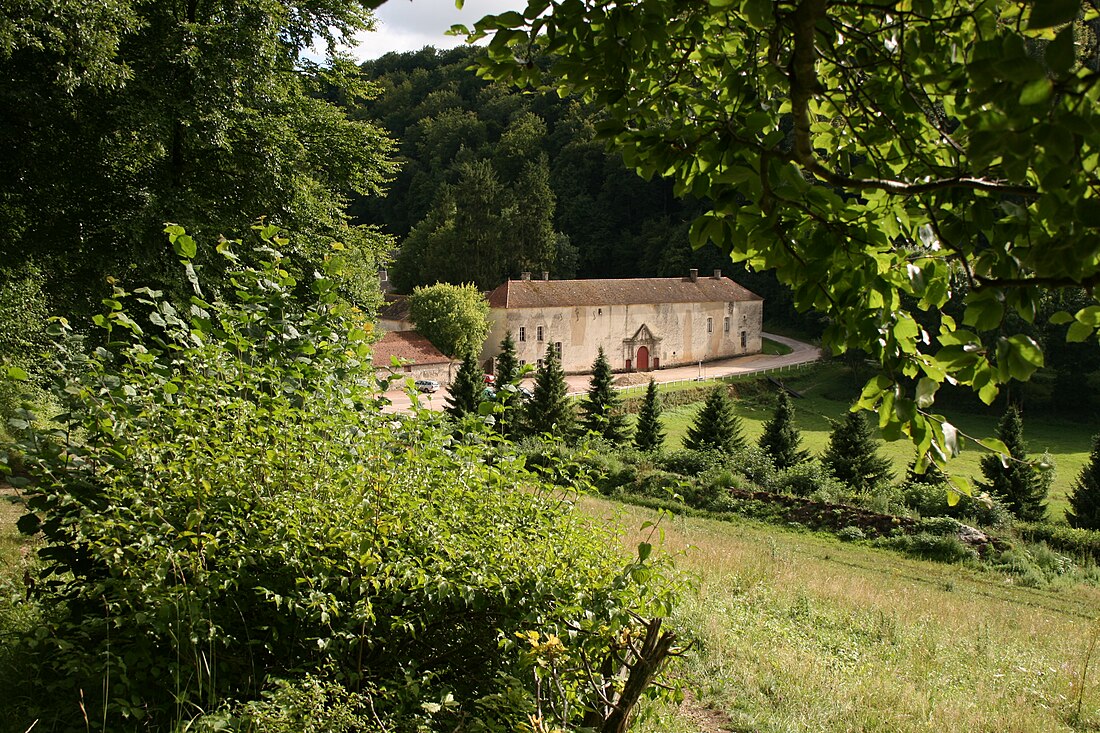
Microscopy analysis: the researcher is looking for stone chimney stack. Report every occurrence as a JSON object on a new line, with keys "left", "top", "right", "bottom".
{"left": 689, "top": 268, "right": 699, "bottom": 282}
{"left": 713, "top": 269, "right": 722, "bottom": 279}
{"left": 521, "top": 272, "right": 531, "bottom": 280}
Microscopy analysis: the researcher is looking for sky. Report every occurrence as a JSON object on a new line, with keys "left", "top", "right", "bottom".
{"left": 353, "top": 0, "right": 520, "bottom": 60}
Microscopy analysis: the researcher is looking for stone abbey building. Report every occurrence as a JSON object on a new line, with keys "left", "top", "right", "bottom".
{"left": 480, "top": 269, "right": 763, "bottom": 374}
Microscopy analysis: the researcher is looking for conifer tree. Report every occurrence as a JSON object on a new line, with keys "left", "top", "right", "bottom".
{"left": 1067, "top": 435, "right": 1100, "bottom": 530}
{"left": 445, "top": 350, "right": 484, "bottom": 419}
{"left": 980, "top": 405, "right": 1047, "bottom": 521}
{"left": 525, "top": 344, "right": 574, "bottom": 436}
{"left": 683, "top": 385, "right": 744, "bottom": 453}
{"left": 581, "top": 347, "right": 630, "bottom": 443}
{"left": 822, "top": 410, "right": 894, "bottom": 494}
{"left": 495, "top": 331, "right": 519, "bottom": 386}
{"left": 758, "top": 390, "right": 809, "bottom": 470}
{"left": 634, "top": 378, "right": 665, "bottom": 452}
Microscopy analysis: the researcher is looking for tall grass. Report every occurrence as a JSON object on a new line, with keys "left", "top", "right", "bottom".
{"left": 591, "top": 498, "right": 1100, "bottom": 732}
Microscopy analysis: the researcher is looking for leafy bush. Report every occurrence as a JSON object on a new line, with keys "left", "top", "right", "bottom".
{"left": 658, "top": 448, "right": 724, "bottom": 476}
{"left": 837, "top": 526, "right": 866, "bottom": 542}
{"left": 876, "top": 533, "right": 979, "bottom": 564}
{"left": 1, "top": 228, "right": 679, "bottom": 732}
{"left": 730, "top": 443, "right": 778, "bottom": 490}
{"left": 915, "top": 516, "right": 965, "bottom": 536}
{"left": 1013, "top": 521, "right": 1100, "bottom": 563}
{"left": 772, "top": 459, "right": 842, "bottom": 498}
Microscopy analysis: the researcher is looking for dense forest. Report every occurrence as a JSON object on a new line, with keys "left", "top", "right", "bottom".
{"left": 348, "top": 45, "right": 813, "bottom": 329}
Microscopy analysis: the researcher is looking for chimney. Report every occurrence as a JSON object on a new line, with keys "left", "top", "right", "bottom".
{"left": 542, "top": 271, "right": 549, "bottom": 281}
{"left": 713, "top": 269, "right": 722, "bottom": 279}
{"left": 521, "top": 272, "right": 531, "bottom": 281}
{"left": 689, "top": 268, "right": 698, "bottom": 282}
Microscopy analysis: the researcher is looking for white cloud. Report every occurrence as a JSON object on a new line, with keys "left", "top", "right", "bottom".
{"left": 352, "top": 0, "right": 520, "bottom": 60}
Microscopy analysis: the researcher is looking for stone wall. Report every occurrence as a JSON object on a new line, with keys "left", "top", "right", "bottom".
{"left": 481, "top": 298, "right": 763, "bottom": 374}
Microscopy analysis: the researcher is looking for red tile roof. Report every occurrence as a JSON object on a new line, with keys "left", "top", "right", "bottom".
{"left": 486, "top": 275, "right": 762, "bottom": 309}
{"left": 372, "top": 331, "right": 452, "bottom": 366}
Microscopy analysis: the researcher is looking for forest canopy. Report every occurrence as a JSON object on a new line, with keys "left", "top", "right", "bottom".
{"left": 464, "top": 0, "right": 1100, "bottom": 475}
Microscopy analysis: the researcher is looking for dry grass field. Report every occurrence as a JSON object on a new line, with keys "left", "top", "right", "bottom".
{"left": 589, "top": 498, "right": 1100, "bottom": 732}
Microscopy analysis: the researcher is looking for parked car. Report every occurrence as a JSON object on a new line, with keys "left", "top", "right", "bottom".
{"left": 414, "top": 379, "right": 440, "bottom": 393}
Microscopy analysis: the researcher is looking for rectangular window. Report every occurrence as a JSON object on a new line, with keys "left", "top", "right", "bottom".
{"left": 707, "top": 318, "right": 713, "bottom": 334}
{"left": 724, "top": 316, "right": 730, "bottom": 334}
{"left": 537, "top": 326, "right": 544, "bottom": 342}
{"left": 741, "top": 331, "right": 747, "bottom": 348}
{"left": 518, "top": 327, "right": 526, "bottom": 342}
{"left": 537, "top": 359, "right": 543, "bottom": 369}
{"left": 554, "top": 341, "right": 563, "bottom": 356}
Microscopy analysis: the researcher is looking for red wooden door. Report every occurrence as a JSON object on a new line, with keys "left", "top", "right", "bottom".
{"left": 637, "top": 346, "right": 650, "bottom": 371}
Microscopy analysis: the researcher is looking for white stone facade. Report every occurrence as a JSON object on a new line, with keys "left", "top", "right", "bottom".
{"left": 480, "top": 271, "right": 763, "bottom": 374}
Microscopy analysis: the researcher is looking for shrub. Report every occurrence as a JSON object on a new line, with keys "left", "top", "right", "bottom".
{"left": 658, "top": 448, "right": 724, "bottom": 476}
{"left": 730, "top": 443, "right": 778, "bottom": 490}
{"left": 773, "top": 459, "right": 844, "bottom": 498}
{"left": 2, "top": 228, "right": 679, "bottom": 732}
{"left": 877, "top": 533, "right": 979, "bottom": 564}
{"left": 1013, "top": 521, "right": 1100, "bottom": 563}
{"left": 915, "top": 516, "right": 965, "bottom": 536}
{"left": 837, "top": 526, "right": 866, "bottom": 542}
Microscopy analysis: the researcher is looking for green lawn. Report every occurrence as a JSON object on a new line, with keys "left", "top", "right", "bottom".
{"left": 648, "top": 363, "right": 1099, "bottom": 521}
{"left": 761, "top": 336, "right": 793, "bottom": 356}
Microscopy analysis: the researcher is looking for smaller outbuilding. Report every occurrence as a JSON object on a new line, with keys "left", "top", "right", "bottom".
{"left": 371, "top": 330, "right": 455, "bottom": 384}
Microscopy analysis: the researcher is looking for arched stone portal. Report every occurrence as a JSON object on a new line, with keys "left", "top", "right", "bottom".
{"left": 623, "top": 324, "right": 661, "bottom": 372}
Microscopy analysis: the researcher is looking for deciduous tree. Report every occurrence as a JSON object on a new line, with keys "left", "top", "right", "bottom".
{"left": 407, "top": 282, "right": 490, "bottom": 359}
{"left": 581, "top": 347, "right": 630, "bottom": 443}
{"left": 683, "top": 386, "right": 744, "bottom": 454}
{"left": 468, "top": 0, "right": 1100, "bottom": 475}
{"left": 1, "top": 0, "right": 395, "bottom": 317}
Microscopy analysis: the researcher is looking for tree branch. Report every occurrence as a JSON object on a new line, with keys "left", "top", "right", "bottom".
{"left": 787, "top": 0, "right": 1037, "bottom": 198}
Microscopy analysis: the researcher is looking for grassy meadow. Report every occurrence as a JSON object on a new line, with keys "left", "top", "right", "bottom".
{"left": 594, "top": 498, "right": 1100, "bottom": 733}
{"left": 637, "top": 362, "right": 1099, "bottom": 522}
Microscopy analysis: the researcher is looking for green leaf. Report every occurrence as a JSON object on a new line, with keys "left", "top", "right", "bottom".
{"left": 1046, "top": 25, "right": 1076, "bottom": 75}
{"left": 1049, "top": 310, "right": 1074, "bottom": 325}
{"left": 1019, "top": 78, "right": 1053, "bottom": 106}
{"left": 173, "top": 234, "right": 197, "bottom": 259}
{"left": 1067, "top": 320, "right": 1093, "bottom": 342}
{"left": 915, "top": 378, "right": 939, "bottom": 408}
{"left": 1028, "top": 0, "right": 1081, "bottom": 30}
{"left": 637, "top": 542, "right": 653, "bottom": 561}
{"left": 949, "top": 474, "right": 974, "bottom": 497}
{"left": 5, "top": 366, "right": 29, "bottom": 382}
{"left": 941, "top": 421, "right": 960, "bottom": 458}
